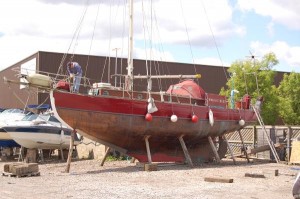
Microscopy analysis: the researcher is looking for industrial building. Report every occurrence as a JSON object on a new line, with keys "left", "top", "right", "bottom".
{"left": 0, "top": 51, "right": 285, "bottom": 109}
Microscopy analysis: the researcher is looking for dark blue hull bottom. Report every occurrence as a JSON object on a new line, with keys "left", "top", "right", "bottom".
{"left": 0, "top": 140, "right": 20, "bottom": 147}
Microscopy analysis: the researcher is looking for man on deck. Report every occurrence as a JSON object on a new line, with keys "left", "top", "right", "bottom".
{"left": 67, "top": 62, "right": 82, "bottom": 93}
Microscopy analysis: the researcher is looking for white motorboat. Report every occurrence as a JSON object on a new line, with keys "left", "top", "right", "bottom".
{"left": 0, "top": 109, "right": 32, "bottom": 147}
{"left": 2, "top": 113, "right": 81, "bottom": 149}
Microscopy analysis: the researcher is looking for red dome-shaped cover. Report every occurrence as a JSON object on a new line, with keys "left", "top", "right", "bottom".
{"left": 166, "top": 80, "right": 205, "bottom": 99}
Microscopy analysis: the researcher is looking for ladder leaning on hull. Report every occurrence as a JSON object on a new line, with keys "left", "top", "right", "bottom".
{"left": 252, "top": 106, "right": 280, "bottom": 163}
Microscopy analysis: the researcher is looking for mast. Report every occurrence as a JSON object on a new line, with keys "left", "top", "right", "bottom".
{"left": 126, "top": 0, "right": 134, "bottom": 91}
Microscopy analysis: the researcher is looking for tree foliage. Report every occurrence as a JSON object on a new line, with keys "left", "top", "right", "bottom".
{"left": 220, "top": 52, "right": 279, "bottom": 125}
{"left": 277, "top": 72, "right": 300, "bottom": 125}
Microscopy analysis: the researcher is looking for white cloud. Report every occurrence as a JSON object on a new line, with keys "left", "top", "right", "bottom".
{"left": 194, "top": 57, "right": 229, "bottom": 67}
{"left": 0, "top": 1, "right": 128, "bottom": 70}
{"left": 250, "top": 41, "right": 300, "bottom": 71}
{"left": 0, "top": 0, "right": 298, "bottom": 74}
{"left": 237, "top": 0, "right": 300, "bottom": 30}
{"left": 148, "top": 0, "right": 242, "bottom": 47}
{"left": 134, "top": 47, "right": 175, "bottom": 63}
{"left": 0, "top": 0, "right": 242, "bottom": 71}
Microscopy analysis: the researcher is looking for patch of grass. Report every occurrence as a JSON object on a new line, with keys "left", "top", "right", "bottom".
{"left": 106, "top": 155, "right": 130, "bottom": 161}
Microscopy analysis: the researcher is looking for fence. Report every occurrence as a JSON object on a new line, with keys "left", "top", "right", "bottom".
{"left": 226, "top": 126, "right": 300, "bottom": 162}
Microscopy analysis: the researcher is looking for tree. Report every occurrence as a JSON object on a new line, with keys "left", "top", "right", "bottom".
{"left": 277, "top": 72, "right": 300, "bottom": 125}
{"left": 220, "top": 52, "right": 279, "bottom": 125}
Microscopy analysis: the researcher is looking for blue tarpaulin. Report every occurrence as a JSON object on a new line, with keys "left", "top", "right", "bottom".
{"left": 27, "top": 104, "right": 51, "bottom": 110}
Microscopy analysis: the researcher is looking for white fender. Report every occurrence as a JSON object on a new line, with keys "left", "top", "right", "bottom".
{"left": 209, "top": 109, "right": 214, "bottom": 126}
{"left": 170, "top": 115, "right": 178, "bottom": 122}
{"left": 239, "top": 119, "right": 245, "bottom": 126}
{"left": 147, "top": 97, "right": 158, "bottom": 113}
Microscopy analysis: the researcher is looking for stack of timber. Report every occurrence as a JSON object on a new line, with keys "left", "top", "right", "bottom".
{"left": 247, "top": 143, "right": 284, "bottom": 155}
{"left": 144, "top": 163, "right": 158, "bottom": 171}
{"left": 2, "top": 162, "right": 40, "bottom": 177}
{"left": 204, "top": 177, "right": 234, "bottom": 183}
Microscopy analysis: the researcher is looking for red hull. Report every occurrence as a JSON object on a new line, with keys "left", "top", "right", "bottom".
{"left": 50, "top": 90, "right": 256, "bottom": 163}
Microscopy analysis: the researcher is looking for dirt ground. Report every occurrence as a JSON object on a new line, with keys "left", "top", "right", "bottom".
{"left": 0, "top": 158, "right": 299, "bottom": 199}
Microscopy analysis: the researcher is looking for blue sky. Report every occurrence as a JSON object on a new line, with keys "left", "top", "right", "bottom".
{"left": 0, "top": 0, "right": 299, "bottom": 72}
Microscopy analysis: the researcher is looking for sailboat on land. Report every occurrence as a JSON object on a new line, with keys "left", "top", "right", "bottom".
{"left": 13, "top": 1, "right": 258, "bottom": 164}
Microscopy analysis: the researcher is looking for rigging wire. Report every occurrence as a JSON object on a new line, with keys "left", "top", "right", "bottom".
{"left": 111, "top": 0, "right": 125, "bottom": 87}
{"left": 141, "top": 0, "right": 152, "bottom": 93}
{"left": 151, "top": 6, "right": 173, "bottom": 90}
{"left": 84, "top": 2, "right": 101, "bottom": 77}
{"left": 151, "top": 2, "right": 164, "bottom": 91}
{"left": 150, "top": 0, "right": 153, "bottom": 77}
{"left": 179, "top": 0, "right": 199, "bottom": 84}
{"left": 6, "top": 82, "right": 50, "bottom": 113}
{"left": 56, "top": 0, "right": 90, "bottom": 80}
{"left": 200, "top": 0, "right": 228, "bottom": 81}
{"left": 108, "top": 3, "right": 113, "bottom": 83}
{"left": 141, "top": 1, "right": 150, "bottom": 77}
{"left": 101, "top": 0, "right": 123, "bottom": 83}
{"left": 141, "top": 0, "right": 165, "bottom": 92}
{"left": 119, "top": 0, "right": 127, "bottom": 88}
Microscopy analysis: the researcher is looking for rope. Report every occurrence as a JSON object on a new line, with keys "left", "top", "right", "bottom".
{"left": 200, "top": 0, "right": 228, "bottom": 81}
{"left": 7, "top": 83, "right": 27, "bottom": 108}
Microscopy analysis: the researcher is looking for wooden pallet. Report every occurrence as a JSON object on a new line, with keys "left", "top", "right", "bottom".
{"left": 2, "top": 171, "right": 40, "bottom": 178}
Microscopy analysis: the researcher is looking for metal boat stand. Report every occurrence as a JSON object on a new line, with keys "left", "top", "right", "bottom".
{"left": 178, "top": 135, "right": 194, "bottom": 167}
{"left": 208, "top": 136, "right": 221, "bottom": 163}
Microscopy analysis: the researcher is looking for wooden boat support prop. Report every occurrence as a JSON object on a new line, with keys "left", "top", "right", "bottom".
{"left": 100, "top": 147, "right": 111, "bottom": 166}
{"left": 237, "top": 130, "right": 250, "bottom": 163}
{"left": 208, "top": 136, "right": 221, "bottom": 163}
{"left": 223, "top": 135, "right": 236, "bottom": 165}
{"left": 178, "top": 135, "right": 194, "bottom": 167}
{"left": 65, "top": 130, "right": 75, "bottom": 173}
{"left": 144, "top": 135, "right": 152, "bottom": 163}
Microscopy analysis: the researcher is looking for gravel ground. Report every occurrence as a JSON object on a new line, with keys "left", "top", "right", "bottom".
{"left": 0, "top": 158, "right": 298, "bottom": 199}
